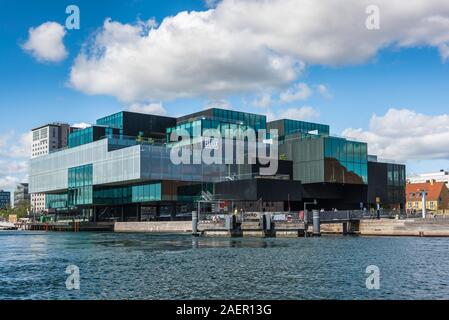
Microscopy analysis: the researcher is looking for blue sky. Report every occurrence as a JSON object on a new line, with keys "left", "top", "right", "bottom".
{"left": 1, "top": 0, "right": 449, "bottom": 193}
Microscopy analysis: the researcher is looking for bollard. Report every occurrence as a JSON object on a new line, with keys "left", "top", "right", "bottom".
{"left": 225, "top": 215, "right": 232, "bottom": 231}
{"left": 342, "top": 222, "right": 348, "bottom": 235}
{"left": 264, "top": 213, "right": 272, "bottom": 231}
{"left": 304, "top": 211, "right": 308, "bottom": 238}
{"left": 192, "top": 211, "right": 198, "bottom": 235}
{"left": 312, "top": 210, "right": 321, "bottom": 236}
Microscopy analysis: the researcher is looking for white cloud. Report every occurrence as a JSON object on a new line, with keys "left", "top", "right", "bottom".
{"left": 265, "top": 109, "right": 277, "bottom": 122}
{"left": 22, "top": 22, "right": 68, "bottom": 63}
{"left": 316, "top": 84, "right": 332, "bottom": 99}
{"left": 4, "top": 132, "right": 32, "bottom": 158}
{"left": 204, "top": 99, "right": 232, "bottom": 110}
{"left": 252, "top": 93, "right": 273, "bottom": 108}
{"left": 72, "top": 122, "right": 91, "bottom": 129}
{"left": 439, "top": 43, "right": 449, "bottom": 62}
{"left": 0, "top": 176, "right": 20, "bottom": 192}
{"left": 0, "top": 160, "right": 28, "bottom": 176}
{"left": 204, "top": 0, "right": 221, "bottom": 8}
{"left": 264, "top": 106, "right": 320, "bottom": 122}
{"left": 69, "top": 0, "right": 449, "bottom": 102}
{"left": 342, "top": 109, "right": 449, "bottom": 162}
{"left": 280, "top": 83, "right": 312, "bottom": 103}
{"left": 278, "top": 106, "right": 320, "bottom": 121}
{"left": 128, "top": 102, "right": 167, "bottom": 116}
{"left": 0, "top": 132, "right": 30, "bottom": 191}
{"left": 70, "top": 15, "right": 302, "bottom": 102}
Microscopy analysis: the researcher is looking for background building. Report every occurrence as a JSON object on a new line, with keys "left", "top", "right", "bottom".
{"left": 0, "top": 190, "right": 11, "bottom": 209}
{"left": 14, "top": 183, "right": 30, "bottom": 208}
{"left": 29, "top": 108, "right": 406, "bottom": 221}
{"left": 406, "top": 180, "right": 449, "bottom": 213}
{"left": 407, "top": 170, "right": 449, "bottom": 187}
{"left": 31, "top": 123, "right": 72, "bottom": 213}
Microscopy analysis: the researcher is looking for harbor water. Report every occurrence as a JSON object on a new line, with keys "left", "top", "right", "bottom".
{"left": 1, "top": 231, "right": 449, "bottom": 300}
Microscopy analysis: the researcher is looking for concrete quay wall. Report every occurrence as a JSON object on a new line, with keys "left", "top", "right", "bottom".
{"left": 114, "top": 221, "right": 191, "bottom": 233}
{"left": 114, "top": 218, "right": 449, "bottom": 237}
{"left": 358, "top": 219, "right": 449, "bottom": 237}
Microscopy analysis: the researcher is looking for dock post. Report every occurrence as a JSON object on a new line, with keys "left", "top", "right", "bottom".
{"left": 192, "top": 210, "right": 198, "bottom": 235}
{"left": 304, "top": 210, "right": 308, "bottom": 237}
{"left": 312, "top": 210, "right": 321, "bottom": 237}
{"left": 342, "top": 222, "right": 348, "bottom": 235}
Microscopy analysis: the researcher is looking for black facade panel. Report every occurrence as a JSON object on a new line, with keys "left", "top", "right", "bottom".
{"left": 214, "top": 179, "right": 303, "bottom": 201}
{"left": 302, "top": 183, "right": 368, "bottom": 210}
{"left": 367, "top": 161, "right": 406, "bottom": 208}
{"left": 251, "top": 160, "right": 293, "bottom": 179}
{"left": 214, "top": 179, "right": 258, "bottom": 201}
{"left": 255, "top": 179, "right": 303, "bottom": 201}
{"left": 367, "top": 161, "right": 388, "bottom": 205}
{"left": 122, "top": 112, "right": 176, "bottom": 139}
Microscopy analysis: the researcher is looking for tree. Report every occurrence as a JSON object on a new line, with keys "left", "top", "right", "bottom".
{"left": 0, "top": 202, "right": 31, "bottom": 221}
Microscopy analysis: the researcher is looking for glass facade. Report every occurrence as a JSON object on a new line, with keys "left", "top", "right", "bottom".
{"left": 96, "top": 112, "right": 124, "bottom": 130}
{"left": 211, "top": 109, "right": 266, "bottom": 130}
{"left": 324, "top": 137, "right": 368, "bottom": 184}
{"left": 46, "top": 193, "right": 69, "bottom": 209}
{"left": 269, "top": 119, "right": 330, "bottom": 143}
{"left": 284, "top": 119, "right": 329, "bottom": 137}
{"left": 67, "top": 164, "right": 161, "bottom": 206}
{"left": 167, "top": 119, "right": 255, "bottom": 143}
{"left": 68, "top": 164, "right": 93, "bottom": 206}
{"left": 168, "top": 108, "right": 267, "bottom": 143}
{"left": 69, "top": 127, "right": 94, "bottom": 148}
{"left": 69, "top": 126, "right": 120, "bottom": 148}
{"left": 93, "top": 183, "right": 161, "bottom": 205}
{"left": 46, "top": 184, "right": 162, "bottom": 209}
{"left": 387, "top": 163, "right": 406, "bottom": 187}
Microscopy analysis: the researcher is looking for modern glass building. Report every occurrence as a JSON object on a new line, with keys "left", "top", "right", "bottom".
{"left": 14, "top": 183, "right": 30, "bottom": 208}
{"left": 0, "top": 190, "right": 11, "bottom": 209}
{"left": 29, "top": 108, "right": 406, "bottom": 221}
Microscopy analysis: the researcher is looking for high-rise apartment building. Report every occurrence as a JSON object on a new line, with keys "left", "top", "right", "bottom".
{"left": 31, "top": 123, "right": 71, "bottom": 213}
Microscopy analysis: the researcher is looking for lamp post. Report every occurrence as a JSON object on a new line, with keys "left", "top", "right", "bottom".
{"left": 418, "top": 189, "right": 428, "bottom": 219}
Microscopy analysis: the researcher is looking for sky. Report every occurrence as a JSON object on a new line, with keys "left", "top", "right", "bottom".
{"left": 1, "top": 0, "right": 449, "bottom": 195}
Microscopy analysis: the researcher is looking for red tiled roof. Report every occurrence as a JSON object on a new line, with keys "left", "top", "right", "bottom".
{"left": 406, "top": 182, "right": 446, "bottom": 201}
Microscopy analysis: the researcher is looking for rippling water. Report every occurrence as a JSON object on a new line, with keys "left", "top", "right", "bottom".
{"left": 1, "top": 231, "right": 449, "bottom": 300}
